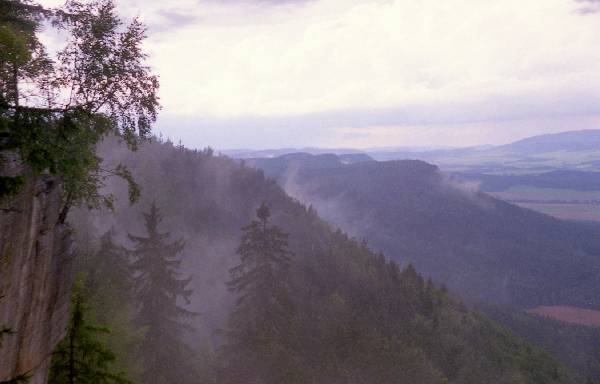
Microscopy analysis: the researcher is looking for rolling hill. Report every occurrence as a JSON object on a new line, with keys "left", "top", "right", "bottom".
{"left": 246, "top": 153, "right": 600, "bottom": 378}
{"left": 66, "top": 138, "right": 581, "bottom": 383}
{"left": 367, "top": 130, "right": 600, "bottom": 173}
{"left": 247, "top": 153, "right": 600, "bottom": 309}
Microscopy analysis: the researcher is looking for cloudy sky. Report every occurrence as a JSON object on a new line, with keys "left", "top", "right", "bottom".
{"left": 40, "top": 0, "right": 600, "bottom": 149}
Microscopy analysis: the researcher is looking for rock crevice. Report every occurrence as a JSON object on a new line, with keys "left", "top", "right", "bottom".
{"left": 0, "top": 164, "right": 73, "bottom": 384}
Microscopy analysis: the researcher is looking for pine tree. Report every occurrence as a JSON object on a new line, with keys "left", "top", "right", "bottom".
{"left": 128, "top": 202, "right": 197, "bottom": 384}
{"left": 220, "top": 202, "right": 300, "bottom": 384}
{"left": 48, "top": 280, "right": 133, "bottom": 384}
{"left": 83, "top": 230, "right": 141, "bottom": 379}
{"left": 86, "top": 229, "right": 132, "bottom": 299}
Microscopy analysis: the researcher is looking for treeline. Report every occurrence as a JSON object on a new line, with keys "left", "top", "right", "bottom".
{"left": 247, "top": 153, "right": 600, "bottom": 379}
{"left": 0, "top": 0, "right": 587, "bottom": 381}
{"left": 49, "top": 202, "right": 199, "bottom": 384}
{"left": 481, "top": 304, "right": 600, "bottom": 382}
{"left": 53, "top": 137, "right": 580, "bottom": 384}
{"left": 247, "top": 154, "right": 600, "bottom": 311}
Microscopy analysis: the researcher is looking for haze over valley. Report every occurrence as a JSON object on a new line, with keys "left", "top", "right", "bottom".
{"left": 2, "top": 1, "right": 600, "bottom": 384}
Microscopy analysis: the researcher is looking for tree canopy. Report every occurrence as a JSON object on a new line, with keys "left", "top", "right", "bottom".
{"left": 0, "top": 0, "right": 158, "bottom": 218}
{"left": 48, "top": 279, "right": 134, "bottom": 384}
{"left": 128, "top": 202, "right": 197, "bottom": 384}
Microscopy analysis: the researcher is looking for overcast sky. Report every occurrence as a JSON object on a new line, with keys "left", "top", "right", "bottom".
{"left": 40, "top": 0, "right": 600, "bottom": 149}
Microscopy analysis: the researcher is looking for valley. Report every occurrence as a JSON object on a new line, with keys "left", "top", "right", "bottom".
{"left": 240, "top": 142, "right": 600, "bottom": 379}
{"left": 2, "top": 1, "right": 600, "bottom": 383}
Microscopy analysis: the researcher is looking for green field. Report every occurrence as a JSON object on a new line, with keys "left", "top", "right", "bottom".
{"left": 517, "top": 203, "right": 600, "bottom": 222}
{"left": 492, "top": 186, "right": 600, "bottom": 222}
{"left": 494, "top": 186, "right": 600, "bottom": 201}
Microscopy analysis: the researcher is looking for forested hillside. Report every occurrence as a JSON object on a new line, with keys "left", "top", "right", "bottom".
{"left": 248, "top": 154, "right": 600, "bottom": 310}
{"left": 65, "top": 137, "right": 579, "bottom": 383}
{"left": 246, "top": 153, "right": 600, "bottom": 379}
{"left": 1, "top": 0, "right": 594, "bottom": 383}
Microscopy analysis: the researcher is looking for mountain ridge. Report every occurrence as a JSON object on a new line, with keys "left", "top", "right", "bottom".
{"left": 67, "top": 137, "right": 582, "bottom": 383}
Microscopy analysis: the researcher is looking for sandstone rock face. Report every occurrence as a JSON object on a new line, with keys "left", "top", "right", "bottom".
{"left": 0, "top": 161, "right": 73, "bottom": 384}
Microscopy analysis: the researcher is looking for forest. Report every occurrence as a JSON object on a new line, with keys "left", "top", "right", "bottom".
{"left": 1, "top": 0, "right": 599, "bottom": 383}
{"left": 58, "top": 137, "right": 581, "bottom": 383}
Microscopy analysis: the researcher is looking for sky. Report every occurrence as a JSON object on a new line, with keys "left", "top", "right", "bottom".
{"left": 39, "top": 0, "right": 600, "bottom": 149}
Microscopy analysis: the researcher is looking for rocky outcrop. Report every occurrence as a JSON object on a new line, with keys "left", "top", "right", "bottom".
{"left": 0, "top": 159, "right": 73, "bottom": 384}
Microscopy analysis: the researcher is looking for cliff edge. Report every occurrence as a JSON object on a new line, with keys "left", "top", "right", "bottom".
{"left": 0, "top": 156, "right": 73, "bottom": 384}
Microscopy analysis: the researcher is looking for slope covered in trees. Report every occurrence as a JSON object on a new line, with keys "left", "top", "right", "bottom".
{"left": 128, "top": 203, "right": 198, "bottom": 384}
{"left": 0, "top": 0, "right": 159, "bottom": 381}
{"left": 48, "top": 280, "right": 133, "bottom": 384}
{"left": 246, "top": 153, "right": 600, "bottom": 378}
{"left": 68, "top": 138, "right": 582, "bottom": 383}
{"left": 247, "top": 153, "right": 600, "bottom": 310}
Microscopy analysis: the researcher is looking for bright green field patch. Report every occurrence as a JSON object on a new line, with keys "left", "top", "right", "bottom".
{"left": 517, "top": 203, "right": 600, "bottom": 222}
{"left": 494, "top": 186, "right": 600, "bottom": 201}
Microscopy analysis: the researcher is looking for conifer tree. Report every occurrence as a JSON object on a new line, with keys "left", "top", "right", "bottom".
{"left": 48, "top": 280, "right": 133, "bottom": 384}
{"left": 84, "top": 230, "right": 140, "bottom": 378}
{"left": 221, "top": 202, "right": 300, "bottom": 384}
{"left": 128, "top": 202, "right": 197, "bottom": 384}
{"left": 86, "top": 230, "right": 132, "bottom": 299}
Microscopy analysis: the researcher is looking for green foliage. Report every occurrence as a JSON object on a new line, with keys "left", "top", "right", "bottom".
{"left": 221, "top": 202, "right": 301, "bottom": 384}
{"left": 249, "top": 154, "right": 600, "bottom": 309}
{"left": 80, "top": 229, "right": 142, "bottom": 379}
{"left": 0, "top": 0, "right": 158, "bottom": 212}
{"left": 129, "top": 202, "right": 198, "bottom": 384}
{"left": 0, "top": 175, "right": 24, "bottom": 197}
{"left": 0, "top": 374, "right": 31, "bottom": 384}
{"left": 218, "top": 200, "right": 574, "bottom": 383}
{"left": 72, "top": 138, "right": 583, "bottom": 384}
{"left": 48, "top": 279, "right": 134, "bottom": 384}
{"left": 482, "top": 303, "right": 600, "bottom": 380}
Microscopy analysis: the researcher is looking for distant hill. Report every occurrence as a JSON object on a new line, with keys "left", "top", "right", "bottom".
{"left": 370, "top": 129, "right": 600, "bottom": 173}
{"left": 248, "top": 154, "right": 600, "bottom": 309}
{"left": 222, "top": 147, "right": 364, "bottom": 159}
{"left": 248, "top": 153, "right": 600, "bottom": 378}
{"left": 365, "top": 131, "right": 600, "bottom": 173}
{"left": 226, "top": 129, "right": 600, "bottom": 173}
{"left": 66, "top": 138, "right": 579, "bottom": 384}
{"left": 497, "top": 130, "right": 600, "bottom": 155}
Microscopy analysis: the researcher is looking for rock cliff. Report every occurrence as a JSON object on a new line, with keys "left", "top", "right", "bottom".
{"left": 0, "top": 158, "right": 73, "bottom": 384}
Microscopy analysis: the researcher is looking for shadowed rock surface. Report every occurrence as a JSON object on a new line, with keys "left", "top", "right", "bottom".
{"left": 0, "top": 156, "right": 73, "bottom": 384}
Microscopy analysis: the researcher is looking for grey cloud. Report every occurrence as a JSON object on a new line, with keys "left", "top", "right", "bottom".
{"left": 150, "top": 0, "right": 313, "bottom": 32}
{"left": 204, "top": 0, "right": 313, "bottom": 4}
{"left": 149, "top": 10, "right": 203, "bottom": 32}
{"left": 155, "top": 87, "right": 600, "bottom": 149}
{"left": 575, "top": 0, "right": 600, "bottom": 14}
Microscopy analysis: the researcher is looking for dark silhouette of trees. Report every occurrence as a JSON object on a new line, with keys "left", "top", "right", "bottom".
{"left": 48, "top": 280, "right": 133, "bottom": 384}
{"left": 220, "top": 202, "right": 300, "bottom": 384}
{"left": 129, "top": 202, "right": 197, "bottom": 384}
{"left": 0, "top": 0, "right": 158, "bottom": 216}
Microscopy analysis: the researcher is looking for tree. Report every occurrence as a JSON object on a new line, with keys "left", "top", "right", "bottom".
{"left": 128, "top": 202, "right": 197, "bottom": 384}
{"left": 86, "top": 229, "right": 131, "bottom": 298}
{"left": 48, "top": 279, "right": 133, "bottom": 384}
{"left": 0, "top": 0, "right": 158, "bottom": 217}
{"left": 220, "top": 202, "right": 300, "bottom": 384}
{"left": 83, "top": 229, "right": 141, "bottom": 379}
